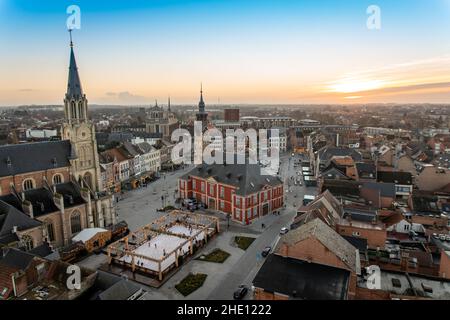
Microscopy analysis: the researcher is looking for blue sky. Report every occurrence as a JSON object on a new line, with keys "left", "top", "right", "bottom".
{"left": 1, "top": 0, "right": 450, "bottom": 105}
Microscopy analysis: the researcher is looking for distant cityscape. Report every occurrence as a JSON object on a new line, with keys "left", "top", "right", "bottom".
{"left": 1, "top": 0, "right": 450, "bottom": 305}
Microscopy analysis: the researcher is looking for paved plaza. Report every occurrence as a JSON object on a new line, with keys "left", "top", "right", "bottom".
{"left": 112, "top": 154, "right": 317, "bottom": 299}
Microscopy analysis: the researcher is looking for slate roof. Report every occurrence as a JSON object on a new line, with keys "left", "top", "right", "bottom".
{"left": 343, "top": 207, "right": 378, "bottom": 223}
{"left": 377, "top": 171, "right": 413, "bottom": 185}
{"left": 122, "top": 142, "right": 140, "bottom": 157}
{"left": 98, "top": 279, "right": 143, "bottom": 300}
{"left": 318, "top": 147, "right": 362, "bottom": 163}
{"left": 356, "top": 162, "right": 376, "bottom": 179}
{"left": 107, "top": 132, "right": 134, "bottom": 143}
{"left": 136, "top": 142, "right": 155, "bottom": 154}
{"left": 0, "top": 140, "right": 73, "bottom": 177}
{"left": 320, "top": 167, "right": 351, "bottom": 180}
{"left": 55, "top": 182, "right": 85, "bottom": 208}
{"left": 181, "top": 162, "right": 283, "bottom": 196}
{"left": 342, "top": 236, "right": 368, "bottom": 253}
{"left": 23, "top": 188, "right": 59, "bottom": 217}
{"left": 29, "top": 242, "right": 53, "bottom": 258}
{"left": 253, "top": 255, "right": 350, "bottom": 300}
{"left": 66, "top": 45, "right": 83, "bottom": 99}
{"left": 0, "top": 248, "right": 36, "bottom": 270}
{"left": 0, "top": 200, "right": 41, "bottom": 240}
{"left": 277, "top": 218, "right": 360, "bottom": 273}
{"left": 363, "top": 182, "right": 396, "bottom": 198}
{"left": 0, "top": 232, "right": 19, "bottom": 245}
{"left": 0, "top": 193, "right": 22, "bottom": 212}
{"left": 321, "top": 180, "right": 362, "bottom": 198}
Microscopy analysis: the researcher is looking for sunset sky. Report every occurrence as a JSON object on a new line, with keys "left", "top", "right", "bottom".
{"left": 1, "top": 0, "right": 450, "bottom": 106}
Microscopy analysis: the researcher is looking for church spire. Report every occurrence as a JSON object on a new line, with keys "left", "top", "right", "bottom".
{"left": 66, "top": 29, "right": 83, "bottom": 100}
{"left": 198, "top": 83, "right": 205, "bottom": 113}
{"left": 168, "top": 96, "right": 171, "bottom": 112}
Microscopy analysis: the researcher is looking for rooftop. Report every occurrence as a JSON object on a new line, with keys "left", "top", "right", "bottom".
{"left": 253, "top": 254, "right": 350, "bottom": 300}
{"left": 277, "top": 218, "right": 360, "bottom": 273}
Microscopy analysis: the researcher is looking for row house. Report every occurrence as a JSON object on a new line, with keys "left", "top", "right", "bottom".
{"left": 120, "top": 142, "right": 142, "bottom": 177}
{"left": 101, "top": 141, "right": 162, "bottom": 190}
{"left": 101, "top": 148, "right": 130, "bottom": 184}
{"left": 179, "top": 163, "right": 284, "bottom": 224}
{"left": 99, "top": 152, "right": 120, "bottom": 193}
{"left": 135, "top": 142, "right": 161, "bottom": 174}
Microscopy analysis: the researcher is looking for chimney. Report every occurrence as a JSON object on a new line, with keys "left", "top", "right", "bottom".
{"left": 12, "top": 226, "right": 18, "bottom": 234}
{"left": 401, "top": 252, "right": 409, "bottom": 271}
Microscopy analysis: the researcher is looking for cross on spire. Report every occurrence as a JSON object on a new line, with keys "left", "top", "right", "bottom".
{"left": 69, "top": 29, "right": 73, "bottom": 48}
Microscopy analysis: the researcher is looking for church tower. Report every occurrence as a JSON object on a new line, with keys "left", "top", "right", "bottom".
{"left": 196, "top": 83, "right": 208, "bottom": 130}
{"left": 61, "top": 33, "right": 102, "bottom": 192}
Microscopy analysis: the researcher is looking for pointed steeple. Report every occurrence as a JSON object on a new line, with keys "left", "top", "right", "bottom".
{"left": 168, "top": 96, "right": 171, "bottom": 112}
{"left": 198, "top": 83, "right": 205, "bottom": 113}
{"left": 66, "top": 30, "right": 83, "bottom": 99}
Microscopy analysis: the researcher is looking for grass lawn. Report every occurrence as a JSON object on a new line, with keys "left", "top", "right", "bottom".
{"left": 197, "top": 249, "right": 230, "bottom": 263}
{"left": 175, "top": 273, "right": 208, "bottom": 297}
{"left": 234, "top": 236, "right": 256, "bottom": 250}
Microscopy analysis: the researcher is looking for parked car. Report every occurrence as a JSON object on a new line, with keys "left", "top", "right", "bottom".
{"left": 280, "top": 227, "right": 289, "bottom": 235}
{"left": 233, "top": 285, "right": 248, "bottom": 300}
{"left": 261, "top": 246, "right": 271, "bottom": 257}
{"left": 197, "top": 202, "right": 208, "bottom": 209}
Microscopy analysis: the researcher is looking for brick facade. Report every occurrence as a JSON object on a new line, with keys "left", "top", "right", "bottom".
{"left": 179, "top": 175, "right": 284, "bottom": 224}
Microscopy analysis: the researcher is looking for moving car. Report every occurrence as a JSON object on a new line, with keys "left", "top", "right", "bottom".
{"left": 261, "top": 246, "right": 271, "bottom": 257}
{"left": 280, "top": 227, "right": 289, "bottom": 235}
{"left": 233, "top": 285, "right": 248, "bottom": 300}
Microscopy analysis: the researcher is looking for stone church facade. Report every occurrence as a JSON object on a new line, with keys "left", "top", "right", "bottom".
{"left": 0, "top": 39, "right": 116, "bottom": 251}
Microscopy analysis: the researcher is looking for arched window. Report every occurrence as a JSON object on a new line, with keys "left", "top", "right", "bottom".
{"left": 84, "top": 172, "right": 93, "bottom": 190}
{"left": 21, "top": 235, "right": 34, "bottom": 251}
{"left": 71, "top": 101, "right": 76, "bottom": 118}
{"left": 79, "top": 102, "right": 84, "bottom": 119}
{"left": 23, "top": 178, "right": 35, "bottom": 191}
{"left": 70, "top": 211, "right": 82, "bottom": 234}
{"left": 45, "top": 220, "right": 55, "bottom": 242}
{"left": 52, "top": 174, "right": 63, "bottom": 185}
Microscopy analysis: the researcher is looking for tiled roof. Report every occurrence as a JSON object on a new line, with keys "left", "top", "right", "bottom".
{"left": 276, "top": 218, "right": 360, "bottom": 273}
